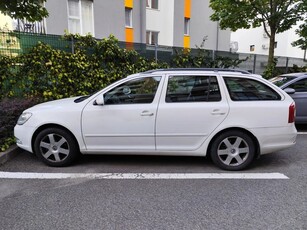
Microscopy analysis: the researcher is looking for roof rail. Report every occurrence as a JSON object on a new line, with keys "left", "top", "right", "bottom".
{"left": 143, "top": 68, "right": 251, "bottom": 74}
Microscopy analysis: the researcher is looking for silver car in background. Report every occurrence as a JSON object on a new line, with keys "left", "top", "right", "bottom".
{"left": 270, "top": 72, "right": 307, "bottom": 124}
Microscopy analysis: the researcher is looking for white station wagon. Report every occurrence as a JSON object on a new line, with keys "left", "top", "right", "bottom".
{"left": 14, "top": 69, "right": 297, "bottom": 170}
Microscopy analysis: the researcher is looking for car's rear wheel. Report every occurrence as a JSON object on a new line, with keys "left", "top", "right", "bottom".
{"left": 34, "top": 127, "right": 79, "bottom": 167}
{"left": 210, "top": 130, "right": 255, "bottom": 171}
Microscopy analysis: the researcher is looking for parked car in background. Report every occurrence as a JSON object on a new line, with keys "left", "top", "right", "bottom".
{"left": 269, "top": 72, "right": 307, "bottom": 124}
{"left": 15, "top": 68, "right": 297, "bottom": 171}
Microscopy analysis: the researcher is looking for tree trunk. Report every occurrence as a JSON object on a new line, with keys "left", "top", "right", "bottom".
{"left": 267, "top": 30, "right": 276, "bottom": 78}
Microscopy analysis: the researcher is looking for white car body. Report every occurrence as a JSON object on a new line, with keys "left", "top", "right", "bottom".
{"left": 14, "top": 69, "right": 297, "bottom": 170}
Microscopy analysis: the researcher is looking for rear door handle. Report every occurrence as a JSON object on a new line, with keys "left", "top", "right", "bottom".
{"left": 211, "top": 109, "right": 226, "bottom": 115}
{"left": 141, "top": 111, "right": 154, "bottom": 116}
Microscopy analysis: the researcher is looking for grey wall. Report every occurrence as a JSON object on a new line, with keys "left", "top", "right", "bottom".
{"left": 45, "top": 0, "right": 69, "bottom": 35}
{"left": 173, "top": 0, "right": 184, "bottom": 47}
{"left": 93, "top": 0, "right": 125, "bottom": 40}
{"left": 93, "top": 0, "right": 145, "bottom": 43}
{"left": 132, "top": 0, "right": 146, "bottom": 43}
{"left": 191, "top": 0, "right": 230, "bottom": 51}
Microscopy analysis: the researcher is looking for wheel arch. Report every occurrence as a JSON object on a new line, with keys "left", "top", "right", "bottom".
{"left": 31, "top": 124, "right": 80, "bottom": 154}
{"left": 207, "top": 127, "right": 260, "bottom": 159}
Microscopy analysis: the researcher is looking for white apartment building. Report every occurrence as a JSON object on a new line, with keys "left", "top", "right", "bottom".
{"left": 231, "top": 22, "right": 306, "bottom": 59}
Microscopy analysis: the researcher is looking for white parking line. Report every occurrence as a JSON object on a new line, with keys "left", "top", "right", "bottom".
{"left": 0, "top": 172, "right": 289, "bottom": 180}
{"left": 297, "top": 132, "right": 307, "bottom": 135}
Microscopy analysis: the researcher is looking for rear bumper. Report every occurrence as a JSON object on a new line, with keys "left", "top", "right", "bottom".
{"left": 250, "top": 126, "right": 297, "bottom": 155}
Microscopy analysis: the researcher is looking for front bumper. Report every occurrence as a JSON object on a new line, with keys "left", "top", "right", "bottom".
{"left": 14, "top": 124, "right": 36, "bottom": 153}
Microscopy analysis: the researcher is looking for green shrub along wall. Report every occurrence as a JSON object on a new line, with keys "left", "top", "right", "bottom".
{"left": 1, "top": 35, "right": 168, "bottom": 101}
{"left": 0, "top": 34, "right": 244, "bottom": 151}
{"left": 0, "top": 98, "right": 39, "bottom": 151}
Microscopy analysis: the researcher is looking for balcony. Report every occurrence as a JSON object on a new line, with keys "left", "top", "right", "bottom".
{"left": 14, "top": 19, "right": 46, "bottom": 34}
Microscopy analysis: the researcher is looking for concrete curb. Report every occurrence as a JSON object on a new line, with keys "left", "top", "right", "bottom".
{"left": 0, "top": 145, "right": 22, "bottom": 165}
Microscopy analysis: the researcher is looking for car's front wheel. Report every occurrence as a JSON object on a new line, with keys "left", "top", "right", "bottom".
{"left": 34, "top": 127, "right": 79, "bottom": 167}
{"left": 210, "top": 130, "right": 255, "bottom": 171}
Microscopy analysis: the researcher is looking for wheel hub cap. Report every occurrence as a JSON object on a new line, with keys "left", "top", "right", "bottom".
{"left": 217, "top": 136, "right": 250, "bottom": 166}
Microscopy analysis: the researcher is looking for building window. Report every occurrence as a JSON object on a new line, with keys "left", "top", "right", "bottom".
{"left": 125, "top": 8, "right": 133, "bottom": 27}
{"left": 146, "top": 31, "right": 159, "bottom": 45}
{"left": 250, "top": 45, "right": 255, "bottom": 52}
{"left": 146, "top": 0, "right": 159, "bottom": 9}
{"left": 274, "top": 42, "right": 278, "bottom": 48}
{"left": 184, "top": 18, "right": 190, "bottom": 35}
{"left": 67, "top": 0, "right": 94, "bottom": 35}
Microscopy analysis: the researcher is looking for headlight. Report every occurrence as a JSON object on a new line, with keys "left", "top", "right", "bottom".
{"left": 17, "top": 112, "right": 32, "bottom": 125}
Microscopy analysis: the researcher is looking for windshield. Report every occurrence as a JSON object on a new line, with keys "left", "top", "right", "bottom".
{"left": 74, "top": 95, "right": 90, "bottom": 103}
{"left": 269, "top": 76, "right": 295, "bottom": 87}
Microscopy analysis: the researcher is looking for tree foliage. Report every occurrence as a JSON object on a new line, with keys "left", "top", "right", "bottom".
{"left": 0, "top": 0, "right": 48, "bottom": 22}
{"left": 292, "top": 19, "right": 307, "bottom": 50}
{"left": 210, "top": 0, "right": 307, "bottom": 77}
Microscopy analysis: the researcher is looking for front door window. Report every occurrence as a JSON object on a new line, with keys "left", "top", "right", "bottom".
{"left": 104, "top": 77, "right": 161, "bottom": 104}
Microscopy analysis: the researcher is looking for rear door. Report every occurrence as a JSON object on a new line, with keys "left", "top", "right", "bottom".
{"left": 155, "top": 74, "right": 229, "bottom": 151}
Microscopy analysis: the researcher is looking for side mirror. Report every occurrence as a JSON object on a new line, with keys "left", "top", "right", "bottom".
{"left": 284, "top": 88, "right": 296, "bottom": 95}
{"left": 94, "top": 95, "right": 105, "bottom": 105}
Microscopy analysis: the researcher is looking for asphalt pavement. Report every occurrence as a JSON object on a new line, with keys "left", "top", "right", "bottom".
{"left": 0, "top": 127, "right": 306, "bottom": 230}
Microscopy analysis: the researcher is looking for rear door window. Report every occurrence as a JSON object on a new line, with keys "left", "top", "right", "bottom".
{"left": 224, "top": 77, "right": 281, "bottom": 101}
{"left": 166, "top": 75, "right": 221, "bottom": 102}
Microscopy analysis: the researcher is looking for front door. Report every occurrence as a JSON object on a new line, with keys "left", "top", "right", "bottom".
{"left": 82, "top": 76, "right": 162, "bottom": 151}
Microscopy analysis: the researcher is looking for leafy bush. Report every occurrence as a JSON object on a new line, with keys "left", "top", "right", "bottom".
{"left": 0, "top": 55, "right": 20, "bottom": 98}
{"left": 0, "top": 97, "right": 38, "bottom": 151}
{"left": 0, "top": 34, "right": 168, "bottom": 101}
{"left": 170, "top": 47, "right": 246, "bottom": 69}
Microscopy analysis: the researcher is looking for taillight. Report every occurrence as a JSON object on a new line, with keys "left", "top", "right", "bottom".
{"left": 288, "top": 102, "right": 296, "bottom": 123}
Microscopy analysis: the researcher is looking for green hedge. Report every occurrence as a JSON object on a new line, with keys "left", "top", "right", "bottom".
{"left": 1, "top": 34, "right": 168, "bottom": 101}
{"left": 0, "top": 98, "right": 39, "bottom": 151}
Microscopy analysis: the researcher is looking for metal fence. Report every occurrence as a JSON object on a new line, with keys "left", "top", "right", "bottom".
{"left": 0, "top": 32, "right": 71, "bottom": 56}
{"left": 0, "top": 31, "right": 306, "bottom": 74}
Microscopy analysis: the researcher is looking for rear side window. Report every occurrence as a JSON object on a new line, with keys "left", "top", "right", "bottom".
{"left": 166, "top": 75, "right": 221, "bottom": 102}
{"left": 224, "top": 77, "right": 281, "bottom": 101}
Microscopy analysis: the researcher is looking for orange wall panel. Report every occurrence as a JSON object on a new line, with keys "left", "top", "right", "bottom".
{"left": 184, "top": 35, "right": 190, "bottom": 48}
{"left": 126, "top": 27, "right": 134, "bottom": 43}
{"left": 125, "top": 0, "right": 133, "bottom": 8}
{"left": 184, "top": 0, "right": 191, "bottom": 18}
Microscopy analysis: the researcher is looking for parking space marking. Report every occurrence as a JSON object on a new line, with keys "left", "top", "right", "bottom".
{"left": 297, "top": 132, "right": 307, "bottom": 135}
{"left": 0, "top": 172, "right": 289, "bottom": 180}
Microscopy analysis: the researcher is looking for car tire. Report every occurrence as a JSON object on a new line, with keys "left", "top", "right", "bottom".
{"left": 34, "top": 127, "right": 79, "bottom": 167}
{"left": 210, "top": 130, "right": 255, "bottom": 171}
